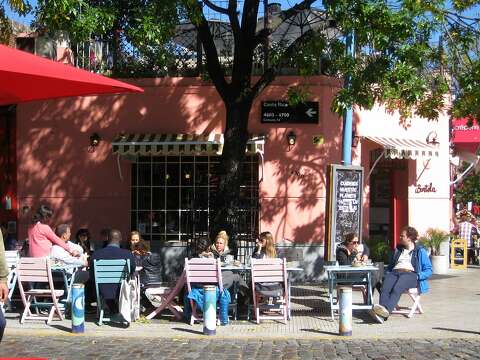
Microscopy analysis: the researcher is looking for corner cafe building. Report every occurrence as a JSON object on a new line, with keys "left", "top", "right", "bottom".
{"left": 3, "top": 76, "right": 451, "bottom": 279}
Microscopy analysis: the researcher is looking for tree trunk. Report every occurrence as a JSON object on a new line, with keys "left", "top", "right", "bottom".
{"left": 210, "top": 99, "right": 253, "bottom": 253}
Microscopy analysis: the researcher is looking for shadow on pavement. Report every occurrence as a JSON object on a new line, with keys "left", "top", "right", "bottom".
{"left": 432, "top": 327, "right": 480, "bottom": 335}
{"left": 171, "top": 327, "right": 204, "bottom": 335}
{"left": 50, "top": 324, "right": 73, "bottom": 333}
{"left": 301, "top": 328, "right": 339, "bottom": 336}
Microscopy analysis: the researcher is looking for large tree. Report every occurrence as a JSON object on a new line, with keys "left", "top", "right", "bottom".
{"left": 6, "top": 0, "right": 480, "bottom": 243}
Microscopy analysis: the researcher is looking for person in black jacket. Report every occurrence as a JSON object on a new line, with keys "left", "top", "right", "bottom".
{"left": 90, "top": 229, "right": 136, "bottom": 315}
{"left": 132, "top": 240, "right": 162, "bottom": 287}
{"left": 336, "top": 233, "right": 370, "bottom": 265}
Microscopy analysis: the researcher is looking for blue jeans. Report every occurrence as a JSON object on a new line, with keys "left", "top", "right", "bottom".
{"left": 0, "top": 308, "right": 6, "bottom": 342}
{"left": 379, "top": 270, "right": 418, "bottom": 313}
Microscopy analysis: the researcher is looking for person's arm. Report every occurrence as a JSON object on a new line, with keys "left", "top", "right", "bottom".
{"left": 51, "top": 246, "right": 86, "bottom": 267}
{"left": 417, "top": 248, "right": 432, "bottom": 280}
{"left": 336, "top": 249, "right": 350, "bottom": 265}
{"left": 361, "top": 243, "right": 370, "bottom": 258}
{"left": 42, "top": 225, "right": 75, "bottom": 254}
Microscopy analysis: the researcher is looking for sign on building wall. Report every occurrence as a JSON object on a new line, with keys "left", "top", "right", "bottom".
{"left": 261, "top": 101, "right": 319, "bottom": 124}
{"left": 324, "top": 164, "right": 364, "bottom": 262}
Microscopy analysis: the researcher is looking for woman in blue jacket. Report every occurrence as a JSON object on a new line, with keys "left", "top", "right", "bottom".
{"left": 372, "top": 226, "right": 432, "bottom": 322}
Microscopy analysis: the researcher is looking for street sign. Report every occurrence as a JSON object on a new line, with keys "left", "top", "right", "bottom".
{"left": 261, "top": 101, "right": 319, "bottom": 124}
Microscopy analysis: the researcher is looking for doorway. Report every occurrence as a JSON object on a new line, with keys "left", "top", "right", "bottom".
{"left": 369, "top": 149, "right": 408, "bottom": 248}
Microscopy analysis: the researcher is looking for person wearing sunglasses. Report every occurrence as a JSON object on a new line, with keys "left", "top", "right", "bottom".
{"left": 336, "top": 233, "right": 370, "bottom": 265}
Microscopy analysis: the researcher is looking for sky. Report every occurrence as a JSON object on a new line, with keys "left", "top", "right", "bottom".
{"left": 6, "top": 0, "right": 316, "bottom": 26}
{"left": 6, "top": 0, "right": 479, "bottom": 27}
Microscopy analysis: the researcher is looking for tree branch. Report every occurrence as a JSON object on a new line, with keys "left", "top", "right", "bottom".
{"left": 253, "top": 27, "right": 272, "bottom": 47}
{"left": 280, "top": 0, "right": 316, "bottom": 21}
{"left": 186, "top": 2, "right": 230, "bottom": 98}
{"left": 228, "top": 0, "right": 241, "bottom": 43}
{"left": 203, "top": 0, "right": 230, "bottom": 15}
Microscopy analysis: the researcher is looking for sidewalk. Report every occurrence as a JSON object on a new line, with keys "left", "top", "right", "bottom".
{"left": 4, "top": 267, "right": 480, "bottom": 340}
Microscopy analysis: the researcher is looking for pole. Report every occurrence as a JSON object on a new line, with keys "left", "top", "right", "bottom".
{"left": 338, "top": 286, "right": 352, "bottom": 336}
{"left": 342, "top": 31, "right": 355, "bottom": 166}
{"left": 71, "top": 284, "right": 85, "bottom": 333}
{"left": 203, "top": 285, "right": 217, "bottom": 335}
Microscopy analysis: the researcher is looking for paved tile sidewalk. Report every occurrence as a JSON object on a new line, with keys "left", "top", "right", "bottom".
{"left": 3, "top": 267, "right": 480, "bottom": 340}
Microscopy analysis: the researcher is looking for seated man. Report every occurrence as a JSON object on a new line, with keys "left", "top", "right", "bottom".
{"left": 52, "top": 224, "right": 89, "bottom": 284}
{"left": 372, "top": 226, "right": 432, "bottom": 323}
{"left": 90, "top": 229, "right": 136, "bottom": 317}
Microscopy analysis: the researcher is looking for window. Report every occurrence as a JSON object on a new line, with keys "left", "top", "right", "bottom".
{"left": 131, "top": 155, "right": 259, "bottom": 249}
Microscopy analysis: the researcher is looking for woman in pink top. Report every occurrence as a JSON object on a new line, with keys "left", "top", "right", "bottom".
{"left": 28, "top": 205, "right": 78, "bottom": 258}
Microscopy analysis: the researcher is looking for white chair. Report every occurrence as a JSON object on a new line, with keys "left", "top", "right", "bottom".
{"left": 17, "top": 257, "right": 65, "bottom": 324}
{"left": 251, "top": 258, "right": 289, "bottom": 324}
{"left": 391, "top": 288, "right": 423, "bottom": 318}
{"left": 5, "top": 250, "right": 19, "bottom": 302}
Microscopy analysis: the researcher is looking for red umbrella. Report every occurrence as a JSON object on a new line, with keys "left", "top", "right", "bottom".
{"left": 0, "top": 44, "right": 143, "bottom": 105}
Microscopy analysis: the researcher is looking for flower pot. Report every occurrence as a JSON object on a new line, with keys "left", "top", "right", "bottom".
{"left": 431, "top": 255, "right": 448, "bottom": 274}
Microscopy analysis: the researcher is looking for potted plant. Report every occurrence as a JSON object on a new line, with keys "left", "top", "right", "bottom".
{"left": 419, "top": 228, "right": 449, "bottom": 274}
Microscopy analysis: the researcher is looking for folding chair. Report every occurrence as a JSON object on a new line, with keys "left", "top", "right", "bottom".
{"left": 5, "top": 250, "right": 19, "bottom": 302}
{"left": 93, "top": 259, "right": 131, "bottom": 325}
{"left": 16, "top": 257, "right": 64, "bottom": 324}
{"left": 251, "top": 258, "right": 289, "bottom": 324}
{"left": 184, "top": 257, "right": 223, "bottom": 325}
{"left": 392, "top": 288, "right": 423, "bottom": 318}
{"left": 145, "top": 271, "right": 185, "bottom": 320}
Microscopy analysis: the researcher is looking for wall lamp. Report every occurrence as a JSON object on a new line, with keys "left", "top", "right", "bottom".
{"left": 352, "top": 134, "right": 360, "bottom": 148}
{"left": 88, "top": 133, "right": 101, "bottom": 152}
{"left": 287, "top": 131, "right": 296, "bottom": 148}
{"left": 426, "top": 131, "right": 439, "bottom": 146}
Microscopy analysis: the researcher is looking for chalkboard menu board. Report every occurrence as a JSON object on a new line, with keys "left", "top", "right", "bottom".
{"left": 324, "top": 164, "right": 364, "bottom": 261}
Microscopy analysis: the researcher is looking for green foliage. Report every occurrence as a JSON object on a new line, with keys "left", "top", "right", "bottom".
{"left": 454, "top": 162, "right": 480, "bottom": 205}
{"left": 419, "top": 228, "right": 449, "bottom": 256}
{"left": 287, "top": 85, "right": 311, "bottom": 106}
{"left": 364, "top": 236, "right": 390, "bottom": 263}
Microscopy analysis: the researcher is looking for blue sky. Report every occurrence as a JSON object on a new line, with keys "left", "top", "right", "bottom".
{"left": 6, "top": 0, "right": 316, "bottom": 26}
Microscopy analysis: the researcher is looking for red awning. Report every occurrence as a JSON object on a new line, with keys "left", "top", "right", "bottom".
{"left": 452, "top": 118, "right": 480, "bottom": 153}
{"left": 0, "top": 44, "right": 143, "bottom": 105}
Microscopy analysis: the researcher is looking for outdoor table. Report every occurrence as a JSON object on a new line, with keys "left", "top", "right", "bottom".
{"left": 323, "top": 264, "right": 379, "bottom": 320}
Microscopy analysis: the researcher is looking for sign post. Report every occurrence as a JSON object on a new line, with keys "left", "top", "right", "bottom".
{"left": 325, "top": 164, "right": 364, "bottom": 262}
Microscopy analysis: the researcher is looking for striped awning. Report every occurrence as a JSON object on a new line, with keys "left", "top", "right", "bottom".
{"left": 365, "top": 136, "right": 440, "bottom": 160}
{"left": 112, "top": 133, "right": 265, "bottom": 156}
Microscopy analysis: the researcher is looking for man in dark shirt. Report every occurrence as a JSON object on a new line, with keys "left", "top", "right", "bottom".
{"left": 90, "top": 229, "right": 136, "bottom": 315}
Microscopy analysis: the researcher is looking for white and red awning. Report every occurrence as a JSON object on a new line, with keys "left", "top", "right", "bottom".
{"left": 364, "top": 136, "right": 439, "bottom": 159}
{"left": 452, "top": 118, "right": 480, "bottom": 153}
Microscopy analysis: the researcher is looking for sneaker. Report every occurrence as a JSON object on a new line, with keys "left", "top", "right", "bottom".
{"left": 369, "top": 309, "right": 384, "bottom": 324}
{"left": 373, "top": 304, "right": 390, "bottom": 318}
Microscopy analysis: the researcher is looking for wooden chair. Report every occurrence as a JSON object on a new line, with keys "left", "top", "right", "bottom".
{"left": 93, "top": 259, "right": 131, "bottom": 325}
{"left": 184, "top": 257, "right": 223, "bottom": 325}
{"left": 145, "top": 271, "right": 185, "bottom": 320}
{"left": 251, "top": 258, "right": 289, "bottom": 324}
{"left": 391, "top": 288, "right": 423, "bottom": 318}
{"left": 5, "top": 250, "right": 19, "bottom": 302}
{"left": 16, "top": 257, "right": 64, "bottom": 324}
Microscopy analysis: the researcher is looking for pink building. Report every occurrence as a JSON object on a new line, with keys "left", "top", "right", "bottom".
{"left": 2, "top": 75, "right": 451, "bottom": 279}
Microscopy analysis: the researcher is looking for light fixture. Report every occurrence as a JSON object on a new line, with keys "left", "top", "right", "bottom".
{"left": 287, "top": 131, "right": 296, "bottom": 147}
{"left": 426, "top": 131, "right": 439, "bottom": 146}
{"left": 88, "top": 133, "right": 101, "bottom": 152}
{"left": 352, "top": 134, "right": 360, "bottom": 148}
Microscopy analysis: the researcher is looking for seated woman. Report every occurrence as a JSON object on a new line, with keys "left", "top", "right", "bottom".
{"left": 129, "top": 231, "right": 142, "bottom": 252}
{"left": 74, "top": 228, "right": 94, "bottom": 255}
{"left": 209, "top": 230, "right": 231, "bottom": 261}
{"left": 195, "top": 237, "right": 213, "bottom": 258}
{"left": 251, "top": 231, "right": 283, "bottom": 304}
{"left": 336, "top": 233, "right": 370, "bottom": 265}
{"left": 131, "top": 240, "right": 162, "bottom": 287}
{"left": 252, "top": 231, "right": 277, "bottom": 259}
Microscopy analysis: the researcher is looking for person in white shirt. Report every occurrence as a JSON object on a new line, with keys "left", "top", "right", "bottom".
{"left": 51, "top": 224, "right": 87, "bottom": 269}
